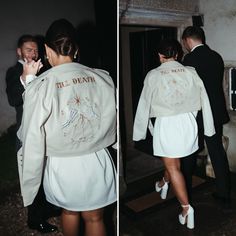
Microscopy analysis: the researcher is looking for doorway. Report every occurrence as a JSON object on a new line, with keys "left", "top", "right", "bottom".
{"left": 122, "top": 26, "right": 177, "bottom": 155}
{"left": 120, "top": 25, "right": 177, "bottom": 182}
{"left": 130, "top": 28, "right": 177, "bottom": 118}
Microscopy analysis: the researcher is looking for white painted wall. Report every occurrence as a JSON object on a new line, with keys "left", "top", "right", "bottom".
{"left": 199, "top": 0, "right": 236, "bottom": 65}
{"left": 0, "top": 0, "right": 95, "bottom": 136}
{"left": 200, "top": 0, "right": 236, "bottom": 172}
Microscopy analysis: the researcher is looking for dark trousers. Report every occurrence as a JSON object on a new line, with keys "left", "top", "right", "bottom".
{"left": 205, "top": 126, "right": 231, "bottom": 199}
{"left": 181, "top": 125, "right": 231, "bottom": 202}
{"left": 27, "top": 185, "right": 54, "bottom": 224}
{"left": 15, "top": 106, "right": 23, "bottom": 152}
{"left": 181, "top": 152, "right": 197, "bottom": 203}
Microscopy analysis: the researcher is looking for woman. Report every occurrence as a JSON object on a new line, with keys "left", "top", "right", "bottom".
{"left": 133, "top": 39, "right": 215, "bottom": 229}
{"left": 18, "top": 19, "right": 117, "bottom": 236}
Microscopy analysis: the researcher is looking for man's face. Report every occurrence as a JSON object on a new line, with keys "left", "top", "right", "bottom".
{"left": 17, "top": 41, "right": 38, "bottom": 62}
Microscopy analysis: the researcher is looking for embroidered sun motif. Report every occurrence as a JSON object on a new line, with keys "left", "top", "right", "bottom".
{"left": 74, "top": 95, "right": 80, "bottom": 105}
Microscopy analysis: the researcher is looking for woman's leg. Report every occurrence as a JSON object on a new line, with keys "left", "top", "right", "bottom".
{"left": 157, "top": 170, "right": 170, "bottom": 187}
{"left": 163, "top": 170, "right": 170, "bottom": 182}
{"left": 82, "top": 208, "right": 106, "bottom": 236}
{"left": 61, "top": 209, "right": 80, "bottom": 236}
{"left": 162, "top": 157, "right": 189, "bottom": 215}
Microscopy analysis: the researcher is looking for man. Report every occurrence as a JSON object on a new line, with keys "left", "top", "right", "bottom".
{"left": 5, "top": 34, "right": 58, "bottom": 233}
{"left": 181, "top": 26, "right": 231, "bottom": 208}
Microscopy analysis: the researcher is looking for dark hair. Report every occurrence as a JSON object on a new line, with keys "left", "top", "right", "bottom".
{"left": 45, "top": 19, "right": 78, "bottom": 59}
{"left": 182, "top": 26, "right": 206, "bottom": 44}
{"left": 157, "top": 39, "right": 179, "bottom": 59}
{"left": 17, "top": 34, "right": 38, "bottom": 48}
{"left": 174, "top": 39, "right": 183, "bottom": 62}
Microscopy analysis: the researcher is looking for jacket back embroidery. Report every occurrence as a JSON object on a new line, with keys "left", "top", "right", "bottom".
{"left": 61, "top": 95, "right": 101, "bottom": 145}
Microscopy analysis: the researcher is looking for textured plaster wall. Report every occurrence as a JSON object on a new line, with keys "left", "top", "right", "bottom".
{"left": 200, "top": 0, "right": 236, "bottom": 172}
{"left": 0, "top": 0, "right": 95, "bottom": 136}
{"left": 199, "top": 0, "right": 236, "bottom": 65}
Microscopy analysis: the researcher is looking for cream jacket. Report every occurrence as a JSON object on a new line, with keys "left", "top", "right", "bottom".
{"left": 17, "top": 62, "right": 116, "bottom": 206}
{"left": 133, "top": 60, "right": 215, "bottom": 141}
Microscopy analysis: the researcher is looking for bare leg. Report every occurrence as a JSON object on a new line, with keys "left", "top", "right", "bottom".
{"left": 162, "top": 157, "right": 189, "bottom": 215}
{"left": 82, "top": 208, "right": 106, "bottom": 236}
{"left": 163, "top": 169, "right": 170, "bottom": 182}
{"left": 61, "top": 209, "right": 79, "bottom": 236}
{"left": 157, "top": 169, "right": 170, "bottom": 187}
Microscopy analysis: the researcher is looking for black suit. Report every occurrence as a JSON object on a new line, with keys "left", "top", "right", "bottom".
{"left": 181, "top": 45, "right": 231, "bottom": 201}
{"left": 6, "top": 62, "right": 24, "bottom": 145}
{"left": 5, "top": 61, "right": 57, "bottom": 225}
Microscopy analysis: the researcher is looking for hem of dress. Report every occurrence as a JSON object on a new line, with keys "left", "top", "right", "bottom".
{"left": 46, "top": 197, "right": 117, "bottom": 212}
{"left": 154, "top": 147, "right": 198, "bottom": 158}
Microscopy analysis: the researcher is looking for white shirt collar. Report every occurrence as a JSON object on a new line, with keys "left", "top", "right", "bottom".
{"left": 191, "top": 44, "right": 204, "bottom": 52}
{"left": 18, "top": 59, "right": 25, "bottom": 65}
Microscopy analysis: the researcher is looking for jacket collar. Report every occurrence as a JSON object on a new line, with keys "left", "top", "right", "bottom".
{"left": 191, "top": 44, "right": 204, "bottom": 52}
{"left": 158, "top": 60, "right": 182, "bottom": 69}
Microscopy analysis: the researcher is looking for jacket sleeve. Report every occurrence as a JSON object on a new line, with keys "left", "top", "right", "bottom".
{"left": 133, "top": 79, "right": 153, "bottom": 141}
{"left": 18, "top": 82, "right": 50, "bottom": 206}
{"left": 198, "top": 77, "right": 216, "bottom": 137}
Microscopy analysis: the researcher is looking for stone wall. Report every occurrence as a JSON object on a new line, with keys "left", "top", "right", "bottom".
{"left": 120, "top": 0, "right": 199, "bottom": 27}
{"left": 120, "top": 0, "right": 199, "bottom": 13}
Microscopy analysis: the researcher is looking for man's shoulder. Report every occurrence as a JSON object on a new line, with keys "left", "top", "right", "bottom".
{"left": 193, "top": 45, "right": 222, "bottom": 58}
{"left": 9, "top": 62, "right": 22, "bottom": 69}
{"left": 209, "top": 48, "right": 223, "bottom": 61}
{"left": 198, "top": 45, "right": 224, "bottom": 66}
{"left": 5, "top": 63, "right": 23, "bottom": 85}
{"left": 184, "top": 45, "right": 222, "bottom": 63}
{"left": 6, "top": 62, "right": 23, "bottom": 74}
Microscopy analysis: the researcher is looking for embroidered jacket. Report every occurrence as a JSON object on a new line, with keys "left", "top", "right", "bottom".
{"left": 17, "top": 62, "right": 116, "bottom": 206}
{"left": 133, "top": 60, "right": 215, "bottom": 141}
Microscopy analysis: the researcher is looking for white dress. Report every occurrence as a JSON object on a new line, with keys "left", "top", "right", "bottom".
{"left": 43, "top": 148, "right": 117, "bottom": 211}
{"left": 153, "top": 111, "right": 198, "bottom": 158}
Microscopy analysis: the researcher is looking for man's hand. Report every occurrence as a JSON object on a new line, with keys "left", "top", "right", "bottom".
{"left": 21, "top": 59, "right": 43, "bottom": 82}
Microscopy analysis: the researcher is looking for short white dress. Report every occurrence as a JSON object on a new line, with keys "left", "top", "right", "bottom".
{"left": 43, "top": 148, "right": 117, "bottom": 211}
{"left": 153, "top": 111, "right": 198, "bottom": 158}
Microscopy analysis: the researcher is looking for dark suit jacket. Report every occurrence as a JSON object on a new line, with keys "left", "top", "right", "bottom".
{"left": 6, "top": 62, "right": 24, "bottom": 106}
{"left": 5, "top": 62, "right": 24, "bottom": 129}
{"left": 183, "top": 45, "right": 230, "bottom": 129}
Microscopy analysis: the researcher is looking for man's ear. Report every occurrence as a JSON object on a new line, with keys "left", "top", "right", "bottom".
{"left": 16, "top": 48, "right": 21, "bottom": 58}
{"left": 186, "top": 37, "right": 194, "bottom": 47}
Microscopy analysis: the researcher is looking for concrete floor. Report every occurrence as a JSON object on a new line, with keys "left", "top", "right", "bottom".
{"left": 120, "top": 149, "right": 236, "bottom": 236}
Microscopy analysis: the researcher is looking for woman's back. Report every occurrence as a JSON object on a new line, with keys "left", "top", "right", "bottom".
{"left": 21, "top": 62, "right": 116, "bottom": 157}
